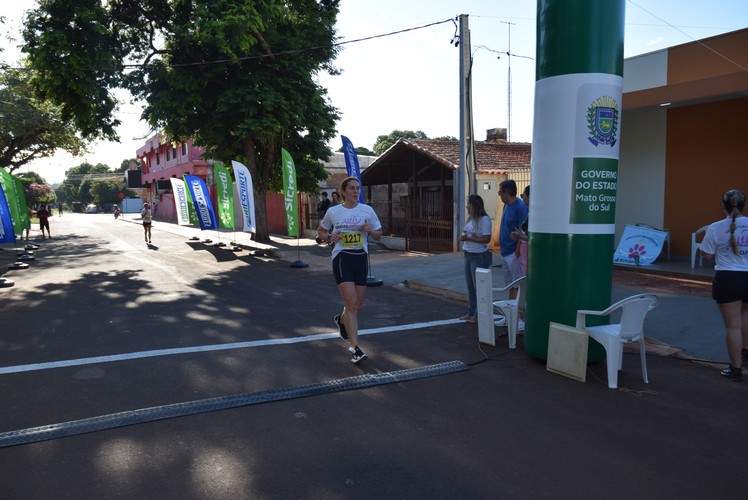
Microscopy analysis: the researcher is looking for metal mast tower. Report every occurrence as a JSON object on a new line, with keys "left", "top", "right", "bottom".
{"left": 501, "top": 21, "right": 515, "bottom": 142}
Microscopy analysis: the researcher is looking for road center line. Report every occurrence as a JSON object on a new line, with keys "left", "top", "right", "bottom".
{"left": 0, "top": 318, "right": 463, "bottom": 375}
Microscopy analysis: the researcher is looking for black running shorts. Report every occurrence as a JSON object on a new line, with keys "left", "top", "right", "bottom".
{"left": 712, "top": 270, "right": 748, "bottom": 304}
{"left": 333, "top": 250, "right": 368, "bottom": 286}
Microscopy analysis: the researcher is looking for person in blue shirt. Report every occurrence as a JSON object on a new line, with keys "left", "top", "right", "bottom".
{"left": 498, "top": 179, "right": 528, "bottom": 300}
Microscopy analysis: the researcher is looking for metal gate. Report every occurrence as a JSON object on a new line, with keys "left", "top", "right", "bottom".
{"left": 405, "top": 193, "right": 454, "bottom": 253}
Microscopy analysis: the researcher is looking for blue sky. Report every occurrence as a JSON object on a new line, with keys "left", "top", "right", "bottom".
{"left": 2, "top": 0, "right": 747, "bottom": 183}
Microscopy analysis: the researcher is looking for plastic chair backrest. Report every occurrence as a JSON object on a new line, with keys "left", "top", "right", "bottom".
{"left": 516, "top": 276, "right": 527, "bottom": 310}
{"left": 692, "top": 225, "right": 709, "bottom": 244}
{"left": 619, "top": 296, "right": 658, "bottom": 339}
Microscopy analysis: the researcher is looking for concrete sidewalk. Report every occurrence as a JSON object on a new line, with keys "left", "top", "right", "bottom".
{"left": 138, "top": 217, "right": 729, "bottom": 366}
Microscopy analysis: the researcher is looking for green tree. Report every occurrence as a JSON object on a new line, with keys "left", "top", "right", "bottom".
{"left": 60, "top": 162, "right": 111, "bottom": 204}
{"left": 89, "top": 179, "right": 131, "bottom": 206}
{"left": 337, "top": 145, "right": 376, "bottom": 157}
{"left": 0, "top": 68, "right": 87, "bottom": 173}
{"left": 373, "top": 130, "right": 429, "bottom": 156}
{"left": 23, "top": 0, "right": 341, "bottom": 241}
{"left": 16, "top": 171, "right": 48, "bottom": 186}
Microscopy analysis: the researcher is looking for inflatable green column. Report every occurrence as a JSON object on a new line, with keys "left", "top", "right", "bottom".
{"left": 525, "top": 0, "right": 626, "bottom": 360}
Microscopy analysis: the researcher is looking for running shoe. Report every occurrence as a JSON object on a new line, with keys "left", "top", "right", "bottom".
{"left": 349, "top": 346, "right": 367, "bottom": 364}
{"left": 517, "top": 319, "right": 526, "bottom": 332}
{"left": 721, "top": 365, "right": 742, "bottom": 382}
{"left": 494, "top": 316, "right": 506, "bottom": 327}
{"left": 334, "top": 314, "right": 348, "bottom": 340}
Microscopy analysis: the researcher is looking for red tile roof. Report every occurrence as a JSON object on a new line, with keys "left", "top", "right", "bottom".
{"left": 362, "top": 138, "right": 531, "bottom": 185}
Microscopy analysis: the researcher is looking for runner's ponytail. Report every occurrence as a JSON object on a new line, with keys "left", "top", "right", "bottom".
{"left": 722, "top": 189, "right": 746, "bottom": 256}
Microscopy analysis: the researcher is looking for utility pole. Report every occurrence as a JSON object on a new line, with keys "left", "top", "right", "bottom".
{"left": 454, "top": 14, "right": 476, "bottom": 250}
{"left": 501, "top": 21, "right": 515, "bottom": 142}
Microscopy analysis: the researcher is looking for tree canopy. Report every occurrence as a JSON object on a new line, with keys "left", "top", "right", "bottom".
{"left": 22, "top": 0, "right": 341, "bottom": 241}
{"left": 373, "top": 130, "right": 429, "bottom": 156}
{"left": 338, "top": 145, "right": 377, "bottom": 157}
{"left": 0, "top": 67, "right": 87, "bottom": 173}
{"left": 58, "top": 162, "right": 113, "bottom": 205}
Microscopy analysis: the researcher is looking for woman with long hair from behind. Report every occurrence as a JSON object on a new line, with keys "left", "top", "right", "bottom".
{"left": 700, "top": 188, "right": 748, "bottom": 381}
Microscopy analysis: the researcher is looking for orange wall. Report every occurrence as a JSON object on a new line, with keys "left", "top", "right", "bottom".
{"left": 668, "top": 29, "right": 748, "bottom": 85}
{"left": 664, "top": 96, "right": 748, "bottom": 256}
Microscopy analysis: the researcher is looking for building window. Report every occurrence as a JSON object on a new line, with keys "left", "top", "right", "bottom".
{"left": 182, "top": 143, "right": 187, "bottom": 156}
{"left": 173, "top": 145, "right": 178, "bottom": 159}
{"left": 166, "top": 148, "right": 170, "bottom": 161}
{"left": 156, "top": 152, "right": 160, "bottom": 165}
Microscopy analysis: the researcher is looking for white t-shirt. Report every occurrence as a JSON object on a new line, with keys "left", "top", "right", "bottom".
{"left": 462, "top": 215, "right": 492, "bottom": 253}
{"left": 320, "top": 203, "right": 382, "bottom": 259}
{"left": 700, "top": 215, "right": 748, "bottom": 271}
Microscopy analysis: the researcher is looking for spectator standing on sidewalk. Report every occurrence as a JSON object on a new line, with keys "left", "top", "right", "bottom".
{"left": 459, "top": 194, "right": 493, "bottom": 323}
{"left": 37, "top": 204, "right": 51, "bottom": 238}
{"left": 511, "top": 185, "right": 531, "bottom": 277}
{"left": 317, "top": 176, "right": 383, "bottom": 364}
{"left": 700, "top": 188, "right": 748, "bottom": 382}
{"left": 317, "top": 191, "right": 331, "bottom": 218}
{"left": 498, "top": 180, "right": 527, "bottom": 300}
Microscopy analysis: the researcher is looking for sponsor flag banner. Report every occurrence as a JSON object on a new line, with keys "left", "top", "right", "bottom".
{"left": 0, "top": 169, "right": 23, "bottom": 235}
{"left": 613, "top": 224, "right": 667, "bottom": 265}
{"left": 13, "top": 176, "right": 30, "bottom": 231}
{"left": 0, "top": 185, "right": 15, "bottom": 243}
{"left": 213, "top": 162, "right": 235, "bottom": 229}
{"left": 231, "top": 161, "right": 256, "bottom": 233}
{"left": 341, "top": 135, "right": 365, "bottom": 203}
{"left": 184, "top": 175, "right": 218, "bottom": 231}
{"left": 170, "top": 177, "right": 191, "bottom": 226}
{"left": 281, "top": 148, "right": 299, "bottom": 237}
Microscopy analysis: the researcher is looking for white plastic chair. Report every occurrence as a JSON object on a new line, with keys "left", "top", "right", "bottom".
{"left": 691, "top": 225, "right": 709, "bottom": 268}
{"left": 635, "top": 223, "right": 670, "bottom": 260}
{"left": 493, "top": 276, "right": 527, "bottom": 349}
{"left": 575, "top": 294, "right": 660, "bottom": 389}
{"left": 475, "top": 270, "right": 525, "bottom": 349}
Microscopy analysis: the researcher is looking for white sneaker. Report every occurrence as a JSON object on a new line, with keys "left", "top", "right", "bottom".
{"left": 518, "top": 319, "right": 526, "bottom": 332}
{"left": 494, "top": 316, "right": 506, "bottom": 327}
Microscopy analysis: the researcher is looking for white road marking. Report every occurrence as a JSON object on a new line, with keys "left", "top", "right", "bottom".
{"left": 0, "top": 318, "right": 463, "bottom": 375}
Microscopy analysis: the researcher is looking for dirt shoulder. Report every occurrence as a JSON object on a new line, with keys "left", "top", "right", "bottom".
{"left": 612, "top": 267, "right": 711, "bottom": 297}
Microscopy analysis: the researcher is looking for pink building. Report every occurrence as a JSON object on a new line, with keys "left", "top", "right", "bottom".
{"left": 136, "top": 132, "right": 210, "bottom": 221}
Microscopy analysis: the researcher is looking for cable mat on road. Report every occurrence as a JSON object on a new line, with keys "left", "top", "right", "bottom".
{"left": 0, "top": 360, "right": 468, "bottom": 448}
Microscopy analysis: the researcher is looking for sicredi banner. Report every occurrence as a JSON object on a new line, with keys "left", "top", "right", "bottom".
{"left": 280, "top": 148, "right": 299, "bottom": 237}
{"left": 213, "top": 162, "right": 235, "bottom": 229}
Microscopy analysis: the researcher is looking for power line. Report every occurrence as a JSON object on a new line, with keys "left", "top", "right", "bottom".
{"left": 628, "top": 0, "right": 748, "bottom": 72}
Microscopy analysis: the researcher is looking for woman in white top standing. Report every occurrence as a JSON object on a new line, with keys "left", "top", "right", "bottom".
{"left": 459, "top": 194, "right": 493, "bottom": 323}
{"left": 700, "top": 189, "right": 748, "bottom": 381}
{"left": 318, "top": 176, "right": 383, "bottom": 363}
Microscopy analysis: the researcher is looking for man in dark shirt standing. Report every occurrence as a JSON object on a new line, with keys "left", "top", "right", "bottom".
{"left": 37, "top": 204, "right": 51, "bottom": 238}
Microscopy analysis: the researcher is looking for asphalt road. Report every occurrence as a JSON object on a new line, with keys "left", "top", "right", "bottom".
{"left": 0, "top": 213, "right": 746, "bottom": 499}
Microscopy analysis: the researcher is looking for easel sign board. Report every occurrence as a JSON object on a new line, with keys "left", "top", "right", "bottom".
{"left": 546, "top": 322, "right": 589, "bottom": 383}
